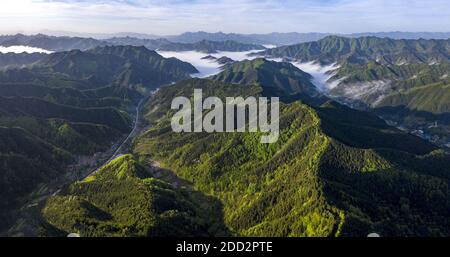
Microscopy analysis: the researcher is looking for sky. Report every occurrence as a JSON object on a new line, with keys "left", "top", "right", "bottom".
{"left": 1, "top": 0, "right": 449, "bottom": 36}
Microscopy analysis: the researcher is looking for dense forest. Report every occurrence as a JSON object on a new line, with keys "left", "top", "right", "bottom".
{"left": 128, "top": 79, "right": 450, "bottom": 236}
{"left": 41, "top": 77, "right": 450, "bottom": 236}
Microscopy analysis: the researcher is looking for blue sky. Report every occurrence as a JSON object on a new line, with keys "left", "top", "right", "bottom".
{"left": 1, "top": 0, "right": 449, "bottom": 35}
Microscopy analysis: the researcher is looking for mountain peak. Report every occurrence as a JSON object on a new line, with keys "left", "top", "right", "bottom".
{"left": 211, "top": 58, "right": 318, "bottom": 97}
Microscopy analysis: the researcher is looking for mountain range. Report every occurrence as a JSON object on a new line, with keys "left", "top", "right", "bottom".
{"left": 3, "top": 32, "right": 450, "bottom": 54}
{"left": 39, "top": 57, "right": 450, "bottom": 236}
{"left": 0, "top": 45, "right": 199, "bottom": 233}
{"left": 98, "top": 77, "right": 448, "bottom": 236}
{"left": 1, "top": 32, "right": 450, "bottom": 237}
{"left": 0, "top": 34, "right": 267, "bottom": 53}
{"left": 254, "top": 36, "right": 450, "bottom": 147}
{"left": 256, "top": 36, "right": 450, "bottom": 65}
{"left": 143, "top": 31, "right": 450, "bottom": 46}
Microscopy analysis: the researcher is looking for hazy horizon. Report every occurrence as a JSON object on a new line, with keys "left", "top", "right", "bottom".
{"left": 1, "top": 0, "right": 450, "bottom": 36}
{"left": 3, "top": 30, "right": 450, "bottom": 37}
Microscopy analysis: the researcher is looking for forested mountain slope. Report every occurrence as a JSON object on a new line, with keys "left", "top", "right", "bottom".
{"left": 125, "top": 79, "right": 450, "bottom": 237}
{"left": 42, "top": 154, "right": 230, "bottom": 237}
{"left": 258, "top": 36, "right": 450, "bottom": 65}
{"left": 211, "top": 58, "right": 318, "bottom": 97}
{"left": 0, "top": 45, "right": 198, "bottom": 234}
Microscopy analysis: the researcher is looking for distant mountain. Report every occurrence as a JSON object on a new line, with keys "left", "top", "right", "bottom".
{"left": 256, "top": 36, "right": 450, "bottom": 65}
{"left": 0, "top": 34, "right": 105, "bottom": 51}
{"left": 105, "top": 37, "right": 265, "bottom": 53}
{"left": 216, "top": 56, "right": 235, "bottom": 65}
{"left": 246, "top": 32, "right": 331, "bottom": 45}
{"left": 349, "top": 32, "right": 450, "bottom": 40}
{"left": 35, "top": 45, "right": 198, "bottom": 89}
{"left": 211, "top": 58, "right": 318, "bottom": 97}
{"left": 3, "top": 32, "right": 449, "bottom": 53}
{"left": 166, "top": 31, "right": 331, "bottom": 45}
{"left": 157, "top": 39, "right": 265, "bottom": 53}
{"left": 165, "top": 31, "right": 450, "bottom": 46}
{"left": 201, "top": 55, "right": 217, "bottom": 60}
{"left": 39, "top": 30, "right": 161, "bottom": 40}
{"left": 104, "top": 37, "right": 172, "bottom": 50}
{"left": 0, "top": 52, "right": 47, "bottom": 68}
{"left": 166, "top": 31, "right": 267, "bottom": 44}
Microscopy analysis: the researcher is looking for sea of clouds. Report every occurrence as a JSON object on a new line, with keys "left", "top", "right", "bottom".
{"left": 157, "top": 47, "right": 341, "bottom": 93}
{"left": 0, "top": 45, "right": 52, "bottom": 54}
{"left": 156, "top": 50, "right": 264, "bottom": 78}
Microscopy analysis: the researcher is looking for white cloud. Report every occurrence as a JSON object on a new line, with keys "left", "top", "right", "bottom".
{"left": 0, "top": 0, "right": 449, "bottom": 35}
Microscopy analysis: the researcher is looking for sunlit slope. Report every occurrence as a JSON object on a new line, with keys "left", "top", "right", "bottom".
{"left": 133, "top": 79, "right": 450, "bottom": 236}
{"left": 42, "top": 154, "right": 229, "bottom": 237}
{"left": 211, "top": 58, "right": 318, "bottom": 97}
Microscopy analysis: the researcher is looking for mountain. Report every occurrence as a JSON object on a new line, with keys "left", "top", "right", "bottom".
{"left": 349, "top": 32, "right": 450, "bottom": 40}
{"left": 166, "top": 31, "right": 268, "bottom": 44}
{"left": 36, "top": 68, "right": 450, "bottom": 237}
{"left": 313, "top": 55, "right": 450, "bottom": 148}
{"left": 105, "top": 37, "right": 265, "bottom": 53}
{"left": 0, "top": 52, "right": 47, "bottom": 69}
{"left": 39, "top": 30, "right": 161, "bottom": 40}
{"left": 41, "top": 154, "right": 229, "bottom": 236}
{"left": 257, "top": 36, "right": 450, "bottom": 65}
{"left": 35, "top": 45, "right": 198, "bottom": 89}
{"left": 327, "top": 62, "right": 450, "bottom": 106}
{"left": 157, "top": 40, "right": 265, "bottom": 53}
{"left": 104, "top": 37, "right": 172, "bottom": 50}
{"left": 377, "top": 82, "right": 450, "bottom": 115}
{"left": 216, "top": 56, "right": 235, "bottom": 65}
{"left": 374, "top": 82, "right": 450, "bottom": 145}
{"left": 0, "top": 34, "right": 105, "bottom": 51}
{"left": 167, "top": 32, "right": 312, "bottom": 45}
{"left": 166, "top": 31, "right": 339, "bottom": 45}
{"left": 128, "top": 78, "right": 449, "bottom": 236}
{"left": 200, "top": 55, "right": 235, "bottom": 65}
{"left": 0, "top": 45, "right": 200, "bottom": 234}
{"left": 167, "top": 31, "right": 450, "bottom": 46}
{"left": 211, "top": 58, "right": 318, "bottom": 97}
{"left": 0, "top": 126, "right": 71, "bottom": 232}
{"left": 246, "top": 32, "right": 331, "bottom": 45}
{"left": 255, "top": 36, "right": 450, "bottom": 146}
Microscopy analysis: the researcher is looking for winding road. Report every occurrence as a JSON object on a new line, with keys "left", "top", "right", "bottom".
{"left": 84, "top": 97, "right": 146, "bottom": 178}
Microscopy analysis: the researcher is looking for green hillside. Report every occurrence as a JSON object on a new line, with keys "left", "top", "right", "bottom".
{"left": 129, "top": 78, "right": 449, "bottom": 237}
{"left": 257, "top": 36, "right": 450, "bottom": 65}
{"left": 0, "top": 127, "right": 71, "bottom": 231}
{"left": 211, "top": 58, "right": 318, "bottom": 97}
{"left": 0, "top": 52, "right": 46, "bottom": 69}
{"left": 331, "top": 62, "right": 450, "bottom": 89}
{"left": 35, "top": 45, "right": 198, "bottom": 90}
{"left": 41, "top": 154, "right": 229, "bottom": 237}
{"left": 0, "top": 44, "right": 204, "bottom": 235}
{"left": 375, "top": 82, "right": 450, "bottom": 143}
{"left": 377, "top": 83, "right": 450, "bottom": 114}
